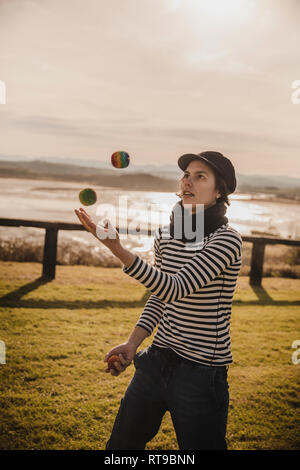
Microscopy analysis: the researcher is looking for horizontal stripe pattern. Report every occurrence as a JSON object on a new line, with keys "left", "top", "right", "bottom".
{"left": 123, "top": 224, "right": 242, "bottom": 366}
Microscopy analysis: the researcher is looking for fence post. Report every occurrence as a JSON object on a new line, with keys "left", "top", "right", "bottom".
{"left": 250, "top": 241, "right": 266, "bottom": 286}
{"left": 42, "top": 227, "right": 58, "bottom": 279}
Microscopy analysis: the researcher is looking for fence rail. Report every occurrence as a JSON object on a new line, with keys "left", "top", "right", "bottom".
{"left": 0, "top": 217, "right": 299, "bottom": 286}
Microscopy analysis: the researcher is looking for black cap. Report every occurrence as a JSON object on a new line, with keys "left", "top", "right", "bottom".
{"left": 177, "top": 151, "right": 237, "bottom": 194}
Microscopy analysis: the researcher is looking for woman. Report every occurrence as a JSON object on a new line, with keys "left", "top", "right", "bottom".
{"left": 75, "top": 151, "right": 242, "bottom": 450}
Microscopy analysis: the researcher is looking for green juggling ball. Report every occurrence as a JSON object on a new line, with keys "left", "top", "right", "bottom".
{"left": 79, "top": 188, "right": 97, "bottom": 206}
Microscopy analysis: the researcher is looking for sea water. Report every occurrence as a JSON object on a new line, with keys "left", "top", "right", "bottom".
{"left": 0, "top": 178, "right": 299, "bottom": 261}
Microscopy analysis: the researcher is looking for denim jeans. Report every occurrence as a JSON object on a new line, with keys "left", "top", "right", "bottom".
{"left": 106, "top": 345, "right": 229, "bottom": 450}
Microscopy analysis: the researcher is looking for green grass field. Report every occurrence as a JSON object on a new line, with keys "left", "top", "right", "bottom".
{"left": 0, "top": 261, "right": 299, "bottom": 450}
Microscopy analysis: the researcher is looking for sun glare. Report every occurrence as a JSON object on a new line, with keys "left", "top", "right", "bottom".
{"left": 171, "top": 0, "right": 253, "bottom": 26}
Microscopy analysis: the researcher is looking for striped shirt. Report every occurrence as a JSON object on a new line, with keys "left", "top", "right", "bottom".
{"left": 123, "top": 224, "right": 242, "bottom": 366}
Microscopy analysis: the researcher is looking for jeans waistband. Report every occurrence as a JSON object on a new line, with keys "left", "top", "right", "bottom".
{"left": 150, "top": 345, "right": 228, "bottom": 371}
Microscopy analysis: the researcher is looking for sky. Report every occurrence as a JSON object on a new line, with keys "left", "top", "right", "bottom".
{"left": 0, "top": 0, "right": 300, "bottom": 176}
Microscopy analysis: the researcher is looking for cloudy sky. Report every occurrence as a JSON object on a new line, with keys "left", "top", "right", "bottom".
{"left": 0, "top": 0, "right": 299, "bottom": 176}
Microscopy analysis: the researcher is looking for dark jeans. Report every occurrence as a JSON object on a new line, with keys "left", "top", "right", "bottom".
{"left": 106, "top": 345, "right": 229, "bottom": 450}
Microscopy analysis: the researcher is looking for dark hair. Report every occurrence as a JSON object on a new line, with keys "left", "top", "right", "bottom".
{"left": 214, "top": 171, "right": 231, "bottom": 206}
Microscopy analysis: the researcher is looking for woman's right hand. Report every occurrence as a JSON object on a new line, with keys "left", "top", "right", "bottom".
{"left": 104, "top": 342, "right": 137, "bottom": 377}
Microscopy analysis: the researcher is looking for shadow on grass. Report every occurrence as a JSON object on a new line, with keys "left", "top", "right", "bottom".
{"left": 0, "top": 276, "right": 50, "bottom": 302}
{"left": 0, "top": 278, "right": 151, "bottom": 309}
{"left": 233, "top": 284, "right": 300, "bottom": 305}
{"left": 250, "top": 285, "right": 273, "bottom": 303}
{"left": 0, "top": 278, "right": 299, "bottom": 309}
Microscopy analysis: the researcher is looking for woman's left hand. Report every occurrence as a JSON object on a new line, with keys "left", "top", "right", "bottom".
{"left": 75, "top": 208, "right": 136, "bottom": 267}
{"left": 74, "top": 208, "right": 121, "bottom": 251}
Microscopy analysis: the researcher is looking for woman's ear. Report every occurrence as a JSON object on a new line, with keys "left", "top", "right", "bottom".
{"left": 216, "top": 190, "right": 221, "bottom": 200}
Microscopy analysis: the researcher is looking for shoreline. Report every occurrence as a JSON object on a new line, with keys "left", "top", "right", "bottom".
{"left": 1, "top": 175, "right": 299, "bottom": 203}
{"left": 242, "top": 196, "right": 300, "bottom": 205}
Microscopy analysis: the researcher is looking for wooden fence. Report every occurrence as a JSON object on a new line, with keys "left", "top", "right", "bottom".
{"left": 0, "top": 217, "right": 299, "bottom": 286}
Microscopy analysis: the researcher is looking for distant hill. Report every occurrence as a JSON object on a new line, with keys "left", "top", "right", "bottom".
{"left": 236, "top": 173, "right": 300, "bottom": 190}
{"left": 0, "top": 157, "right": 299, "bottom": 199}
{"left": 0, "top": 159, "right": 178, "bottom": 192}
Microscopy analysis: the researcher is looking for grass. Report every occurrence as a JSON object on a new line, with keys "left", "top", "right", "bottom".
{"left": 0, "top": 261, "right": 299, "bottom": 450}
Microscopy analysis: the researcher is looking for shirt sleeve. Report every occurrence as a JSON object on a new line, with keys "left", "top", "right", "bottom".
{"left": 123, "top": 229, "right": 242, "bottom": 304}
{"left": 134, "top": 228, "right": 166, "bottom": 334}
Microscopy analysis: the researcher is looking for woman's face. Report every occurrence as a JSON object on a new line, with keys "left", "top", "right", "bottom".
{"left": 179, "top": 160, "right": 221, "bottom": 210}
